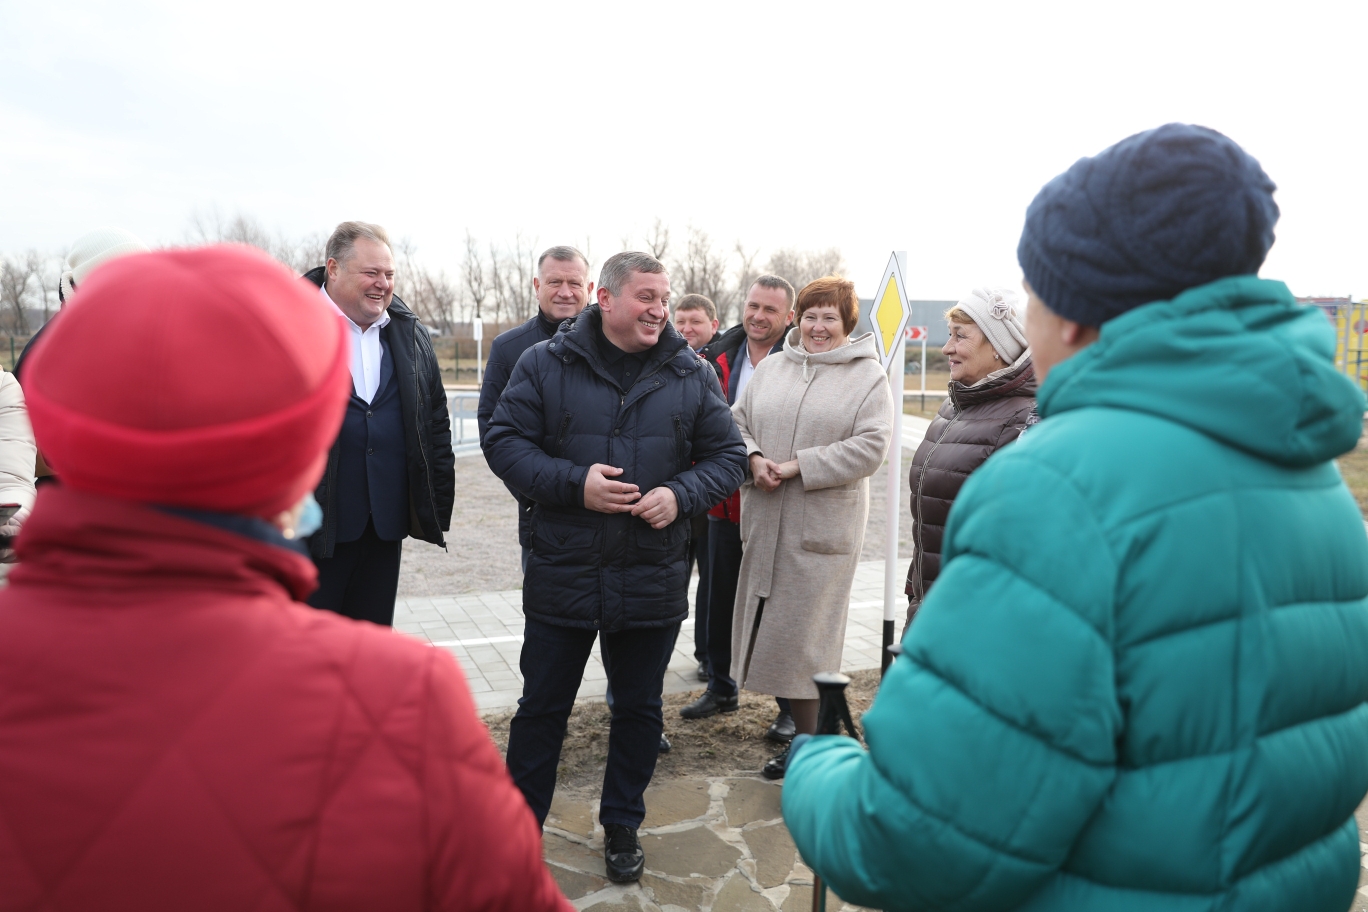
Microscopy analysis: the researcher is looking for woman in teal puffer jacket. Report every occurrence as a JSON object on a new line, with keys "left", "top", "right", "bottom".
{"left": 782, "top": 123, "right": 1368, "bottom": 911}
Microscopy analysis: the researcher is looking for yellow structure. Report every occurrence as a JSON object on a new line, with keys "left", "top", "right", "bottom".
{"left": 1305, "top": 297, "right": 1368, "bottom": 394}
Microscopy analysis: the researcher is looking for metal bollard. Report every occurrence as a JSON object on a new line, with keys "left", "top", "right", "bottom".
{"left": 809, "top": 672, "right": 864, "bottom": 912}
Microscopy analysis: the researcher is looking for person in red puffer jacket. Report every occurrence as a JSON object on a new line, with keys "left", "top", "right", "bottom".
{"left": 0, "top": 245, "right": 571, "bottom": 912}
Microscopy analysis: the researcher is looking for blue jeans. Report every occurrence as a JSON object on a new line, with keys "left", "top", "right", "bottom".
{"left": 506, "top": 618, "right": 679, "bottom": 828}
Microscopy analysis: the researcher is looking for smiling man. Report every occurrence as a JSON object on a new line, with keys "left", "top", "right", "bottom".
{"left": 685, "top": 275, "right": 796, "bottom": 742}
{"left": 478, "top": 246, "right": 595, "bottom": 566}
{"left": 303, "top": 221, "right": 454, "bottom": 627}
{"left": 484, "top": 251, "right": 746, "bottom": 884}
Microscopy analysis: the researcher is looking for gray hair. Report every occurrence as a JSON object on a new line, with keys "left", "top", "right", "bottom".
{"left": 325, "top": 221, "right": 392, "bottom": 266}
{"left": 751, "top": 273, "right": 796, "bottom": 308}
{"left": 537, "top": 245, "right": 590, "bottom": 274}
{"left": 599, "top": 251, "right": 668, "bottom": 296}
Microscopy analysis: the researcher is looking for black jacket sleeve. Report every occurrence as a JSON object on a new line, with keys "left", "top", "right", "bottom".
{"left": 424, "top": 336, "right": 456, "bottom": 530}
{"left": 477, "top": 336, "right": 512, "bottom": 448}
{"left": 484, "top": 349, "right": 590, "bottom": 509}
{"left": 663, "top": 368, "right": 747, "bottom": 519}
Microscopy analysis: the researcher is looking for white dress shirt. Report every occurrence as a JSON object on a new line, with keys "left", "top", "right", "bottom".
{"left": 736, "top": 341, "right": 757, "bottom": 399}
{"left": 321, "top": 283, "right": 390, "bottom": 403}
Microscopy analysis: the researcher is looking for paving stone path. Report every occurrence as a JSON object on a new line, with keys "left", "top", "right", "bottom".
{"left": 542, "top": 776, "right": 869, "bottom": 912}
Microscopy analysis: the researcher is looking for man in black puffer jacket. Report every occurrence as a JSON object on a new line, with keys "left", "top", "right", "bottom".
{"left": 477, "top": 245, "right": 594, "bottom": 567}
{"left": 485, "top": 252, "right": 745, "bottom": 883}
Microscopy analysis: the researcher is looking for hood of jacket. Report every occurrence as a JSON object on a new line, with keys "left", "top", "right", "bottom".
{"left": 949, "top": 350, "right": 1038, "bottom": 410}
{"left": 556, "top": 303, "right": 692, "bottom": 385}
{"left": 1039, "top": 276, "right": 1365, "bottom": 468}
{"left": 782, "top": 328, "right": 880, "bottom": 372}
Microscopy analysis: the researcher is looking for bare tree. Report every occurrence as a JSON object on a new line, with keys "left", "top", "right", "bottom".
{"left": 462, "top": 231, "right": 492, "bottom": 327}
{"left": 726, "top": 242, "right": 761, "bottom": 325}
{"left": 764, "top": 246, "right": 847, "bottom": 293}
{"left": 489, "top": 233, "right": 538, "bottom": 327}
{"left": 643, "top": 218, "right": 671, "bottom": 262}
{"left": 394, "top": 239, "right": 458, "bottom": 335}
{"left": 186, "top": 207, "right": 324, "bottom": 274}
{"left": 0, "top": 251, "right": 51, "bottom": 335}
{"left": 673, "top": 226, "right": 730, "bottom": 311}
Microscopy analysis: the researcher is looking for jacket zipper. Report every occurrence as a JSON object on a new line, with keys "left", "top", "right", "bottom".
{"left": 673, "top": 415, "right": 686, "bottom": 474}
{"left": 555, "top": 412, "right": 571, "bottom": 457}
{"left": 911, "top": 402, "right": 960, "bottom": 603}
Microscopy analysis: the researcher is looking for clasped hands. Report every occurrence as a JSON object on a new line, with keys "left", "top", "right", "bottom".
{"left": 749, "top": 453, "right": 798, "bottom": 493}
{"left": 584, "top": 463, "right": 678, "bottom": 529}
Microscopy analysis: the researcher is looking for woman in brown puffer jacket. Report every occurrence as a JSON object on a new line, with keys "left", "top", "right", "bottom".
{"left": 905, "top": 287, "right": 1037, "bottom": 624}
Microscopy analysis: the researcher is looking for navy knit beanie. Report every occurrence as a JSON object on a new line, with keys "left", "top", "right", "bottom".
{"left": 1017, "top": 123, "right": 1279, "bottom": 326}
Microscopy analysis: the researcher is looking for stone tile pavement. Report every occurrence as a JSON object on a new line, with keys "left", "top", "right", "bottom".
{"left": 393, "top": 560, "right": 901, "bottom": 714}
{"left": 393, "top": 552, "right": 904, "bottom": 909}
{"left": 540, "top": 776, "right": 871, "bottom": 912}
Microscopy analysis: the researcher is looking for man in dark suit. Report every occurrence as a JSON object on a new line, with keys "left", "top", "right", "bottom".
{"left": 303, "top": 221, "right": 455, "bottom": 626}
{"left": 477, "top": 246, "right": 593, "bottom": 568}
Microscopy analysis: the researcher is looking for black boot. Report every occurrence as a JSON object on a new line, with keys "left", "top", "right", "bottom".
{"left": 679, "top": 690, "right": 740, "bottom": 719}
{"left": 761, "top": 745, "right": 791, "bottom": 780}
{"left": 603, "top": 823, "right": 645, "bottom": 882}
{"left": 765, "top": 710, "right": 796, "bottom": 743}
{"left": 659, "top": 733, "right": 672, "bottom": 753}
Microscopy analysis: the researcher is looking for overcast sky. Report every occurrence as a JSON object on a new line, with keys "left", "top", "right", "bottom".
{"left": 2, "top": 0, "right": 1364, "bottom": 301}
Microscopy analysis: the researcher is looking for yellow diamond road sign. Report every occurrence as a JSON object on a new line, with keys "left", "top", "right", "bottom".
{"left": 870, "top": 252, "right": 911, "bottom": 369}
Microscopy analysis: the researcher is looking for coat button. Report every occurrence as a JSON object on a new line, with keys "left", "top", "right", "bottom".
{"left": 366, "top": 410, "right": 373, "bottom": 418}
{"left": 613, "top": 428, "right": 620, "bottom": 436}
{"left": 367, "top": 448, "right": 374, "bottom": 455}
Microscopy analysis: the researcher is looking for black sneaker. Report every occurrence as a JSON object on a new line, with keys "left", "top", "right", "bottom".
{"left": 603, "top": 823, "right": 645, "bottom": 882}
{"left": 761, "top": 746, "right": 791, "bottom": 780}
{"left": 765, "top": 710, "right": 796, "bottom": 743}
{"left": 679, "top": 690, "right": 740, "bottom": 719}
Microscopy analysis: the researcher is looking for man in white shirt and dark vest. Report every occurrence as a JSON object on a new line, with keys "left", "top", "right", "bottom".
{"left": 302, "top": 221, "right": 455, "bottom": 625}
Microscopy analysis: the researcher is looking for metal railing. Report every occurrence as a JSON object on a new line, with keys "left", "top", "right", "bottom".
{"left": 446, "top": 391, "right": 481, "bottom": 453}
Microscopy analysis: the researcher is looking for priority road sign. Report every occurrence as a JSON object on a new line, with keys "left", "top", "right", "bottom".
{"left": 869, "top": 252, "right": 911, "bottom": 370}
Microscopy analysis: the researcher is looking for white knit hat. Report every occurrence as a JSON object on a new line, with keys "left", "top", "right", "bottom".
{"left": 59, "top": 228, "right": 149, "bottom": 303}
{"left": 954, "top": 287, "right": 1029, "bottom": 364}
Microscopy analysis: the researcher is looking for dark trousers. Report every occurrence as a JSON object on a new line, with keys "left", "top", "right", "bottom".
{"left": 705, "top": 518, "right": 743, "bottom": 698}
{"left": 704, "top": 519, "right": 789, "bottom": 713}
{"left": 506, "top": 618, "right": 678, "bottom": 828}
{"left": 307, "top": 518, "right": 403, "bottom": 626}
{"left": 688, "top": 518, "right": 711, "bottom": 662}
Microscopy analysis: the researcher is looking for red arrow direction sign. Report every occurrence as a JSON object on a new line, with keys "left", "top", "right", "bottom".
{"left": 905, "top": 325, "right": 928, "bottom": 342}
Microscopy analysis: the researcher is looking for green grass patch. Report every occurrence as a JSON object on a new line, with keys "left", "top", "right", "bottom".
{"left": 1339, "top": 435, "right": 1368, "bottom": 517}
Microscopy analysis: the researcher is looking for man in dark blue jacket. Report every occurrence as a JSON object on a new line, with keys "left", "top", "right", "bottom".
{"left": 303, "top": 222, "right": 454, "bottom": 627}
{"left": 485, "top": 251, "right": 746, "bottom": 884}
{"left": 476, "top": 247, "right": 594, "bottom": 543}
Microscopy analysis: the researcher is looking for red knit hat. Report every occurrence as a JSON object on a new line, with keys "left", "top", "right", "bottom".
{"left": 24, "top": 245, "right": 351, "bottom": 518}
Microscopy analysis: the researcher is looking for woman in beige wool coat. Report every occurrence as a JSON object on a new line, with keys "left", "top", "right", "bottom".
{"left": 730, "top": 276, "right": 892, "bottom": 779}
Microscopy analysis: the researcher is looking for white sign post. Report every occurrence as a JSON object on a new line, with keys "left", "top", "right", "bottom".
{"left": 907, "top": 325, "right": 929, "bottom": 409}
{"left": 473, "top": 316, "right": 484, "bottom": 385}
{"left": 868, "top": 252, "right": 912, "bottom": 676}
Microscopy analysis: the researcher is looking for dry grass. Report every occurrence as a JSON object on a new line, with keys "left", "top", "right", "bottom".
{"left": 482, "top": 668, "right": 883, "bottom": 792}
{"left": 1340, "top": 433, "right": 1368, "bottom": 516}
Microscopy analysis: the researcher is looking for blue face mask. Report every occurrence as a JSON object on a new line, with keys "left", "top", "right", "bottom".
{"left": 294, "top": 493, "right": 323, "bottom": 539}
